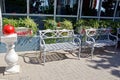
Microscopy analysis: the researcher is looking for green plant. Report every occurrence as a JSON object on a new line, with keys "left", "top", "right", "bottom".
{"left": 3, "top": 18, "right": 19, "bottom": 28}
{"left": 99, "top": 20, "right": 112, "bottom": 28}
{"left": 74, "top": 19, "right": 86, "bottom": 27}
{"left": 43, "top": 19, "right": 57, "bottom": 30}
{"left": 3, "top": 17, "right": 38, "bottom": 35}
{"left": 89, "top": 19, "right": 99, "bottom": 28}
{"left": 61, "top": 19, "right": 73, "bottom": 30}
{"left": 109, "top": 21, "right": 120, "bottom": 34}
{"left": 74, "top": 19, "right": 91, "bottom": 33}
{"left": 23, "top": 18, "right": 38, "bottom": 35}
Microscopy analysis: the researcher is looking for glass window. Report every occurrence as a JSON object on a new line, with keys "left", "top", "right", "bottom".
{"left": 56, "top": 17, "right": 76, "bottom": 22}
{"left": 115, "top": 1, "right": 120, "bottom": 17}
{"left": 4, "top": 0, "right": 27, "bottom": 13}
{"left": 30, "top": 0, "right": 54, "bottom": 14}
{"left": 56, "top": 0, "right": 78, "bottom": 15}
{"left": 82, "top": 0, "right": 99, "bottom": 16}
{"left": 100, "top": 0, "right": 116, "bottom": 17}
{"left": 30, "top": 16, "right": 54, "bottom": 30}
{"left": 3, "top": 16, "right": 26, "bottom": 19}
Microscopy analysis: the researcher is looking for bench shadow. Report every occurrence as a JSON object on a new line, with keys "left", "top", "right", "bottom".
{"left": 20, "top": 53, "right": 40, "bottom": 64}
{"left": 0, "top": 67, "right": 5, "bottom": 74}
{"left": 20, "top": 51, "right": 81, "bottom": 65}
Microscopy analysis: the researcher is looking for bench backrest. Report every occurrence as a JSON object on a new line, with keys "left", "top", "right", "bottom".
{"left": 86, "top": 28, "right": 112, "bottom": 40}
{"left": 39, "top": 29, "right": 74, "bottom": 39}
{"left": 117, "top": 28, "right": 120, "bottom": 34}
{"left": 39, "top": 29, "right": 75, "bottom": 44}
{"left": 117, "top": 28, "right": 120, "bottom": 41}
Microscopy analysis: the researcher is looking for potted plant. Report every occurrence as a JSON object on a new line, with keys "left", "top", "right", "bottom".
{"left": 60, "top": 19, "right": 73, "bottom": 30}
{"left": 74, "top": 19, "right": 90, "bottom": 34}
{"left": 3, "top": 18, "right": 38, "bottom": 36}
{"left": 89, "top": 19, "right": 99, "bottom": 29}
{"left": 43, "top": 19, "right": 57, "bottom": 30}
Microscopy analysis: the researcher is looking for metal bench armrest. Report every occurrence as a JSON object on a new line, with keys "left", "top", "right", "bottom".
{"left": 73, "top": 36, "right": 81, "bottom": 46}
{"left": 109, "top": 33, "right": 118, "bottom": 43}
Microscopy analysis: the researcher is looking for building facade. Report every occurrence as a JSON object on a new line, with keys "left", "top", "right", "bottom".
{"left": 0, "top": 0, "right": 120, "bottom": 53}
{"left": 1, "top": 0, "right": 120, "bottom": 29}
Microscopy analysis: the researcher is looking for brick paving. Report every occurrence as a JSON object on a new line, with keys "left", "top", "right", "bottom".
{"left": 0, "top": 47, "right": 120, "bottom": 80}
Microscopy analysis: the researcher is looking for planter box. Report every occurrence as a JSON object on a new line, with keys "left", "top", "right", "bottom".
{"left": 16, "top": 27, "right": 32, "bottom": 36}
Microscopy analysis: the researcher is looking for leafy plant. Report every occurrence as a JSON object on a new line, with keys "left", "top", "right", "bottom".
{"left": 74, "top": 19, "right": 91, "bottom": 34}
{"left": 3, "top": 18, "right": 18, "bottom": 28}
{"left": 74, "top": 19, "right": 86, "bottom": 27}
{"left": 89, "top": 19, "right": 99, "bottom": 28}
{"left": 23, "top": 18, "right": 38, "bottom": 35}
{"left": 99, "top": 20, "right": 112, "bottom": 28}
{"left": 3, "top": 17, "right": 38, "bottom": 35}
{"left": 61, "top": 19, "right": 73, "bottom": 30}
{"left": 43, "top": 19, "right": 57, "bottom": 30}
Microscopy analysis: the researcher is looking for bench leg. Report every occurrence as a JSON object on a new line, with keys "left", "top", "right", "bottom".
{"left": 43, "top": 51, "right": 46, "bottom": 65}
{"left": 114, "top": 44, "right": 118, "bottom": 54}
{"left": 78, "top": 47, "right": 81, "bottom": 59}
{"left": 91, "top": 46, "right": 94, "bottom": 59}
{"left": 40, "top": 51, "right": 46, "bottom": 65}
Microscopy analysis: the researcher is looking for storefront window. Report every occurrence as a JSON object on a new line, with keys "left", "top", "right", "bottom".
{"left": 56, "top": 0, "right": 78, "bottom": 15}
{"left": 30, "top": 0, "right": 54, "bottom": 14}
{"left": 56, "top": 17, "right": 76, "bottom": 22}
{"left": 115, "top": 1, "right": 120, "bottom": 17}
{"left": 4, "top": 0, "right": 27, "bottom": 13}
{"left": 30, "top": 16, "right": 54, "bottom": 30}
{"left": 100, "top": 0, "right": 116, "bottom": 17}
{"left": 82, "top": 0, "right": 99, "bottom": 16}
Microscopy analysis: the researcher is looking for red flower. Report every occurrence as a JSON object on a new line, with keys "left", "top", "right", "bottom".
{"left": 80, "top": 28, "right": 85, "bottom": 34}
{"left": 57, "top": 22, "right": 61, "bottom": 27}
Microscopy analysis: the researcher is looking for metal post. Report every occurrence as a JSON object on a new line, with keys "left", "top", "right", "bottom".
{"left": 77, "top": 0, "right": 81, "bottom": 20}
{"left": 0, "top": 0, "right": 2, "bottom": 35}
{"left": 54, "top": 0, "right": 57, "bottom": 21}
{"left": 98, "top": 0, "right": 103, "bottom": 20}
{"left": 79, "top": 0, "right": 83, "bottom": 19}
{"left": 113, "top": 0, "right": 119, "bottom": 21}
{"left": 27, "top": 0, "right": 29, "bottom": 18}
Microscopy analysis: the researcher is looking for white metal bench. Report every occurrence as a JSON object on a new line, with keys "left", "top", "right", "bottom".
{"left": 117, "top": 28, "right": 120, "bottom": 41}
{"left": 39, "top": 29, "right": 81, "bottom": 64}
{"left": 85, "top": 28, "right": 118, "bottom": 58}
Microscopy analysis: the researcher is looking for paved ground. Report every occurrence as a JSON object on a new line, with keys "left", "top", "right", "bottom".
{"left": 0, "top": 47, "right": 120, "bottom": 80}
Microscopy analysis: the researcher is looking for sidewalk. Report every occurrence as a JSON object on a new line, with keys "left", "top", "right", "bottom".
{"left": 0, "top": 47, "right": 120, "bottom": 80}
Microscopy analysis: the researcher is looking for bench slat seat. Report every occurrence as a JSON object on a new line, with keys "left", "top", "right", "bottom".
{"left": 45, "top": 42, "right": 79, "bottom": 52}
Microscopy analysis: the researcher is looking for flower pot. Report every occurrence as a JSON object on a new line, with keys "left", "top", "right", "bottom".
{"left": 16, "top": 27, "right": 33, "bottom": 36}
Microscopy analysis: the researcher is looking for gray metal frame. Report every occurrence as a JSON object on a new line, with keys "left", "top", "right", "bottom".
{"left": 85, "top": 28, "right": 118, "bottom": 58}
{"left": 117, "top": 28, "right": 120, "bottom": 41}
{"left": 39, "top": 29, "right": 81, "bottom": 65}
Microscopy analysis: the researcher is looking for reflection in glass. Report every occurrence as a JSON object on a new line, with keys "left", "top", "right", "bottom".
{"left": 30, "top": 0, "right": 54, "bottom": 14}
{"left": 116, "top": 1, "right": 120, "bottom": 17}
{"left": 4, "top": 0, "right": 27, "bottom": 13}
{"left": 30, "top": 16, "right": 53, "bottom": 30}
{"left": 3, "top": 16, "right": 26, "bottom": 19}
{"left": 82, "top": 0, "right": 99, "bottom": 16}
{"left": 101, "top": 0, "right": 116, "bottom": 17}
{"left": 56, "top": 0, "right": 78, "bottom": 15}
{"left": 56, "top": 17, "right": 76, "bottom": 23}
